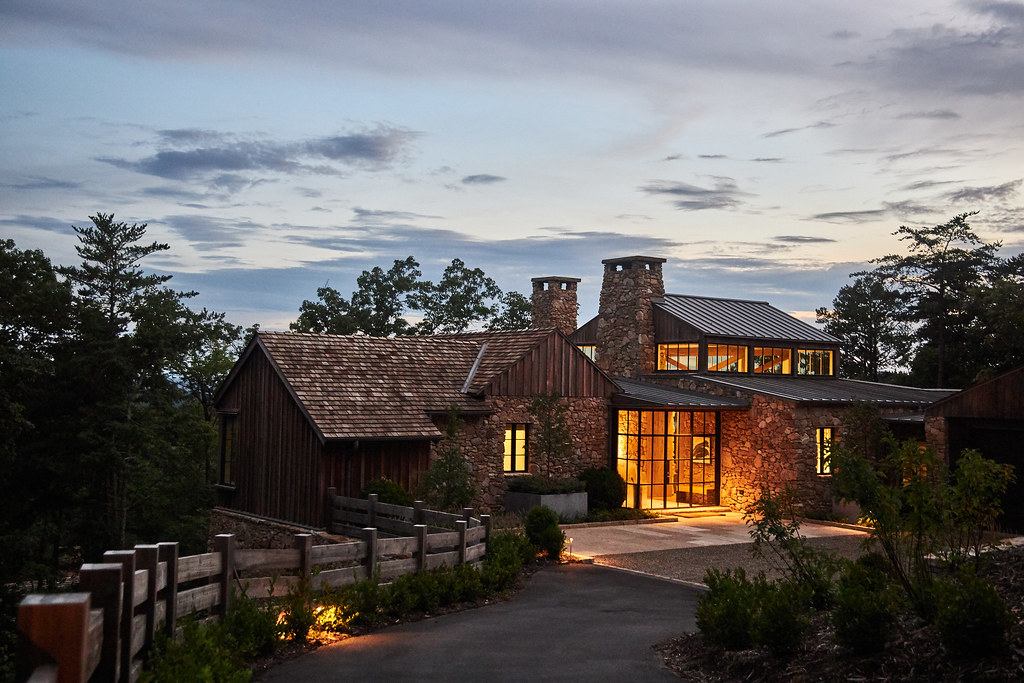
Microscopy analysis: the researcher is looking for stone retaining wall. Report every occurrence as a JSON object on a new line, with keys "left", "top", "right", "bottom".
{"left": 209, "top": 507, "right": 351, "bottom": 549}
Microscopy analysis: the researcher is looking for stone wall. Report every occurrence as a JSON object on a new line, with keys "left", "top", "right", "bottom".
{"left": 596, "top": 257, "right": 666, "bottom": 378}
{"left": 925, "top": 415, "right": 949, "bottom": 463}
{"left": 208, "top": 507, "right": 350, "bottom": 549}
{"left": 432, "top": 396, "right": 609, "bottom": 511}
{"left": 531, "top": 277, "right": 580, "bottom": 336}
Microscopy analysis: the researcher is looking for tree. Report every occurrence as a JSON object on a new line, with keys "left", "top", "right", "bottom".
{"left": 529, "top": 393, "right": 572, "bottom": 466}
{"left": 488, "top": 291, "right": 533, "bottom": 331}
{"left": 864, "top": 212, "right": 1000, "bottom": 387}
{"left": 412, "top": 258, "right": 501, "bottom": 334}
{"left": 420, "top": 408, "right": 474, "bottom": 510}
{"left": 815, "top": 274, "right": 914, "bottom": 381}
{"left": 971, "top": 254, "right": 1024, "bottom": 377}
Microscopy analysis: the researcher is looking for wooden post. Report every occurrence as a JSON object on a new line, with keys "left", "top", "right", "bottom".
{"left": 294, "top": 534, "right": 313, "bottom": 581}
{"left": 79, "top": 562, "right": 124, "bottom": 682}
{"left": 413, "top": 500, "right": 424, "bottom": 525}
{"left": 480, "top": 514, "right": 492, "bottom": 548}
{"left": 156, "top": 543, "right": 178, "bottom": 637}
{"left": 133, "top": 545, "right": 159, "bottom": 660}
{"left": 364, "top": 528, "right": 378, "bottom": 580}
{"left": 367, "top": 493, "right": 378, "bottom": 528}
{"left": 456, "top": 520, "right": 467, "bottom": 565}
{"left": 213, "top": 534, "right": 236, "bottom": 619}
{"left": 414, "top": 524, "right": 428, "bottom": 573}
{"left": 462, "top": 507, "right": 474, "bottom": 527}
{"left": 101, "top": 549, "right": 136, "bottom": 682}
{"left": 325, "top": 486, "right": 337, "bottom": 530}
{"left": 17, "top": 593, "right": 93, "bottom": 683}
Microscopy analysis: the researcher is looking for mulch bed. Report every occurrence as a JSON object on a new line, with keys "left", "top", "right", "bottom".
{"left": 656, "top": 544, "right": 1024, "bottom": 681}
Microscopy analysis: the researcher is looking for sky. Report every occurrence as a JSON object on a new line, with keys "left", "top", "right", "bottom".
{"left": 2, "top": 1, "right": 1023, "bottom": 330}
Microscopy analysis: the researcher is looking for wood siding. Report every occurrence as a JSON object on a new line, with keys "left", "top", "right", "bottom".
{"left": 324, "top": 441, "right": 431, "bottom": 499}
{"left": 927, "top": 366, "right": 1024, "bottom": 420}
{"left": 216, "top": 348, "right": 325, "bottom": 526}
{"left": 653, "top": 306, "right": 703, "bottom": 342}
{"left": 485, "top": 331, "right": 616, "bottom": 398}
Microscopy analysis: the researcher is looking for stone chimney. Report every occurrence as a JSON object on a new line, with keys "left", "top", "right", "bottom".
{"left": 531, "top": 276, "right": 581, "bottom": 336}
{"left": 596, "top": 255, "right": 666, "bottom": 378}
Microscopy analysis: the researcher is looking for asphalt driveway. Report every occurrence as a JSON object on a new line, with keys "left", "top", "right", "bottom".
{"left": 260, "top": 563, "right": 698, "bottom": 682}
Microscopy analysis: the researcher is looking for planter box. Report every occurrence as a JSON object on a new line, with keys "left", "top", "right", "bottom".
{"left": 503, "top": 491, "right": 588, "bottom": 519}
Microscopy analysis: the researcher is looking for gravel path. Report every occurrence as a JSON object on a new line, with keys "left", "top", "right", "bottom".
{"left": 594, "top": 534, "right": 872, "bottom": 584}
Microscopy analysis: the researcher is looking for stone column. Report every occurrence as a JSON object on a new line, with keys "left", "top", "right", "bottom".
{"left": 596, "top": 255, "right": 666, "bottom": 378}
{"left": 530, "top": 276, "right": 581, "bottom": 336}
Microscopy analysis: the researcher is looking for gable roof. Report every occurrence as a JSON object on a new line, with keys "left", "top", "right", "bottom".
{"left": 654, "top": 294, "right": 840, "bottom": 344}
{"left": 435, "top": 329, "right": 555, "bottom": 394}
{"left": 688, "top": 374, "right": 956, "bottom": 406}
{"left": 926, "top": 364, "right": 1024, "bottom": 419}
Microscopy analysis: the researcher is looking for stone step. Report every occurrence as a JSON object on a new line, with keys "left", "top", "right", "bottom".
{"left": 658, "top": 506, "right": 731, "bottom": 519}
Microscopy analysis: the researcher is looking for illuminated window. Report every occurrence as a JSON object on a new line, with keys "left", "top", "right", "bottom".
{"left": 816, "top": 427, "right": 834, "bottom": 475}
{"left": 577, "top": 345, "right": 597, "bottom": 361}
{"left": 504, "top": 424, "right": 529, "bottom": 473}
{"left": 220, "top": 413, "right": 238, "bottom": 485}
{"left": 797, "top": 349, "right": 834, "bottom": 376}
{"left": 753, "top": 347, "right": 792, "bottom": 374}
{"left": 706, "top": 344, "right": 748, "bottom": 373}
{"left": 657, "top": 343, "right": 700, "bottom": 371}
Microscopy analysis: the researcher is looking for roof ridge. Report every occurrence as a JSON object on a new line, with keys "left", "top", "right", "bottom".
{"left": 259, "top": 330, "right": 481, "bottom": 346}
{"left": 661, "top": 293, "right": 769, "bottom": 305}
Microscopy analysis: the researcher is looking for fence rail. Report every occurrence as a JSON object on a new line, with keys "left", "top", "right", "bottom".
{"left": 17, "top": 496, "right": 491, "bottom": 683}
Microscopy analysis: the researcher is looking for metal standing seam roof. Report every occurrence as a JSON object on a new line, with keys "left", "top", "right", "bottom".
{"left": 655, "top": 294, "right": 841, "bottom": 344}
{"left": 688, "top": 374, "right": 957, "bottom": 406}
{"left": 613, "top": 378, "right": 750, "bottom": 409}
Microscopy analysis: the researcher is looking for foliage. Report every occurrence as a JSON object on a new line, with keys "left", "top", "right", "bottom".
{"left": 566, "top": 508, "right": 655, "bottom": 523}
{"left": 749, "top": 581, "right": 811, "bottom": 658}
{"left": 832, "top": 559, "right": 900, "bottom": 654}
{"left": 935, "top": 571, "right": 1012, "bottom": 659}
{"left": 279, "top": 578, "right": 317, "bottom": 643}
{"left": 941, "top": 449, "right": 1015, "bottom": 569}
{"left": 697, "top": 568, "right": 759, "bottom": 650}
{"left": 142, "top": 620, "right": 251, "bottom": 683}
{"left": 482, "top": 529, "right": 537, "bottom": 592}
{"left": 420, "top": 408, "right": 475, "bottom": 510}
{"left": 815, "top": 274, "right": 914, "bottom": 381}
{"left": 505, "top": 475, "right": 584, "bottom": 495}
{"left": 524, "top": 506, "right": 564, "bottom": 559}
{"left": 487, "top": 291, "right": 533, "bottom": 331}
{"left": 411, "top": 258, "right": 502, "bottom": 334}
{"left": 361, "top": 478, "right": 414, "bottom": 506}
{"left": 579, "top": 467, "right": 627, "bottom": 511}
{"left": 222, "top": 591, "right": 281, "bottom": 659}
{"left": 529, "top": 393, "right": 572, "bottom": 467}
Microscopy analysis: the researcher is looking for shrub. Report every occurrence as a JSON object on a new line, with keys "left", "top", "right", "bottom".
{"left": 361, "top": 478, "right": 414, "bottom": 506}
{"left": 420, "top": 408, "right": 474, "bottom": 510}
{"left": 223, "top": 591, "right": 280, "bottom": 659}
{"left": 524, "top": 506, "right": 564, "bottom": 559}
{"left": 579, "top": 467, "right": 627, "bottom": 511}
{"left": 832, "top": 561, "right": 899, "bottom": 654}
{"left": 697, "top": 568, "right": 758, "bottom": 650}
{"left": 750, "top": 581, "right": 811, "bottom": 658}
{"left": 483, "top": 529, "right": 536, "bottom": 591}
{"left": 935, "top": 572, "right": 1012, "bottom": 659}
{"left": 142, "top": 620, "right": 251, "bottom": 683}
{"left": 279, "top": 578, "right": 316, "bottom": 643}
{"left": 506, "top": 475, "right": 584, "bottom": 495}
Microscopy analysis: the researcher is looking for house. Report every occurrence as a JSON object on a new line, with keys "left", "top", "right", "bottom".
{"left": 214, "top": 254, "right": 957, "bottom": 527}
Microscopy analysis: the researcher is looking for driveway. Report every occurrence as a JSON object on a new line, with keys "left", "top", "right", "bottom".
{"left": 260, "top": 564, "right": 697, "bottom": 682}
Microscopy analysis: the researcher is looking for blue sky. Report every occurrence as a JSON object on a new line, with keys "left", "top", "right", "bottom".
{"left": 2, "top": 1, "right": 1023, "bottom": 328}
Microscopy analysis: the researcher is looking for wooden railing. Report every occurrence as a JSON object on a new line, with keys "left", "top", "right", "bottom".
{"left": 18, "top": 498, "right": 491, "bottom": 682}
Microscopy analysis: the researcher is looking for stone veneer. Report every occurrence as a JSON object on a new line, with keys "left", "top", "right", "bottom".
{"left": 531, "top": 276, "right": 581, "bottom": 336}
{"left": 924, "top": 415, "right": 949, "bottom": 463}
{"left": 208, "top": 507, "right": 350, "bottom": 549}
{"left": 431, "top": 396, "right": 608, "bottom": 511}
{"left": 596, "top": 256, "right": 666, "bottom": 379}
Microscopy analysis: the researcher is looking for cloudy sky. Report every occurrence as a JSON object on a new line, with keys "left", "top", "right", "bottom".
{"left": 2, "top": 1, "right": 1023, "bottom": 329}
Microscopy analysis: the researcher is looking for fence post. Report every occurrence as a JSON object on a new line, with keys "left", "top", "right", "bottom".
{"left": 295, "top": 534, "right": 313, "bottom": 581}
{"left": 213, "top": 534, "right": 236, "bottom": 618}
{"left": 462, "top": 507, "right": 474, "bottom": 527}
{"left": 17, "top": 593, "right": 92, "bottom": 683}
{"left": 414, "top": 524, "right": 428, "bottom": 573}
{"left": 480, "top": 514, "right": 492, "bottom": 548}
{"left": 133, "top": 545, "right": 159, "bottom": 661}
{"left": 79, "top": 562, "right": 124, "bottom": 682}
{"left": 156, "top": 542, "right": 178, "bottom": 637}
{"left": 413, "top": 500, "right": 424, "bottom": 525}
{"left": 325, "top": 486, "right": 337, "bottom": 530}
{"left": 102, "top": 549, "right": 136, "bottom": 682}
{"left": 456, "top": 520, "right": 467, "bottom": 565}
{"left": 367, "top": 493, "right": 378, "bottom": 528}
{"left": 364, "top": 528, "right": 378, "bottom": 580}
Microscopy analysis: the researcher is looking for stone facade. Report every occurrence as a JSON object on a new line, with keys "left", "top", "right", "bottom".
{"left": 531, "top": 276, "right": 581, "bottom": 336}
{"left": 596, "top": 256, "right": 667, "bottom": 378}
{"left": 208, "top": 507, "right": 350, "bottom": 548}
{"left": 925, "top": 415, "right": 949, "bottom": 463}
{"left": 431, "top": 396, "right": 608, "bottom": 511}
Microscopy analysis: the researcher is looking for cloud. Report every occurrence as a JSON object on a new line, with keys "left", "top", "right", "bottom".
{"left": 159, "top": 214, "right": 253, "bottom": 249}
{"left": 461, "top": 174, "right": 506, "bottom": 185}
{"left": 662, "top": 154, "right": 686, "bottom": 161}
{"left": 895, "top": 109, "right": 961, "bottom": 120}
{"left": 698, "top": 154, "right": 728, "bottom": 159}
{"left": 156, "top": 128, "right": 227, "bottom": 145}
{"left": 0, "top": 176, "right": 79, "bottom": 190}
{"left": 828, "top": 29, "right": 860, "bottom": 40}
{"left": 945, "top": 178, "right": 1022, "bottom": 202}
{"left": 0, "top": 214, "right": 76, "bottom": 233}
{"left": 640, "top": 178, "right": 750, "bottom": 211}
{"left": 351, "top": 207, "right": 443, "bottom": 222}
{"left": 751, "top": 157, "right": 783, "bottom": 163}
{"left": 899, "top": 179, "right": 962, "bottom": 191}
{"left": 762, "top": 121, "right": 836, "bottom": 138}
{"left": 773, "top": 235, "right": 838, "bottom": 244}
{"left": 809, "top": 209, "right": 888, "bottom": 224}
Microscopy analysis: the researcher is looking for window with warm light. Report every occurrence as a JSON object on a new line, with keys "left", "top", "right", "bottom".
{"left": 797, "top": 349, "right": 834, "bottom": 376}
{"left": 753, "top": 347, "right": 792, "bottom": 374}
{"left": 577, "top": 345, "right": 597, "bottom": 361}
{"left": 657, "top": 343, "right": 700, "bottom": 371}
{"left": 706, "top": 344, "right": 748, "bottom": 373}
{"left": 504, "top": 424, "right": 529, "bottom": 473}
{"left": 816, "top": 427, "right": 834, "bottom": 475}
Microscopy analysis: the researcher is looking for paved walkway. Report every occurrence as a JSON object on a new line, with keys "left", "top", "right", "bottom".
{"left": 261, "top": 564, "right": 697, "bottom": 682}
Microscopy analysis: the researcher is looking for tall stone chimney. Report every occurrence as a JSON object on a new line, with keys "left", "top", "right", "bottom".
{"left": 596, "top": 255, "right": 666, "bottom": 378}
{"left": 531, "top": 276, "right": 581, "bottom": 336}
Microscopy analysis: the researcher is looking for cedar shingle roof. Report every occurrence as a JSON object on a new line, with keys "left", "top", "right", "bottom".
{"left": 257, "top": 332, "right": 489, "bottom": 440}
{"left": 435, "top": 329, "right": 556, "bottom": 394}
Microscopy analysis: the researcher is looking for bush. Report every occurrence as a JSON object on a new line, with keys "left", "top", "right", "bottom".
{"left": 751, "top": 581, "right": 811, "bottom": 658}
{"left": 579, "top": 467, "right": 627, "bottom": 511}
{"left": 483, "top": 529, "right": 536, "bottom": 592}
{"left": 524, "top": 506, "right": 564, "bottom": 559}
{"left": 697, "top": 568, "right": 759, "bottom": 650}
{"left": 832, "top": 561, "right": 899, "bottom": 654}
{"left": 223, "top": 591, "right": 280, "bottom": 659}
{"left": 142, "top": 620, "right": 251, "bottom": 683}
{"left": 279, "top": 578, "right": 316, "bottom": 643}
{"left": 420, "top": 408, "right": 474, "bottom": 510}
{"left": 361, "top": 478, "right": 414, "bottom": 507}
{"left": 506, "top": 475, "right": 584, "bottom": 495}
{"left": 935, "top": 572, "right": 1012, "bottom": 659}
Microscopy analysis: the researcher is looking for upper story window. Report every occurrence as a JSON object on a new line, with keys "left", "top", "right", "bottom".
{"left": 816, "top": 427, "right": 834, "bottom": 475}
{"left": 753, "top": 347, "right": 792, "bottom": 374}
{"left": 220, "top": 413, "right": 238, "bottom": 486}
{"left": 797, "top": 349, "right": 834, "bottom": 376}
{"left": 706, "top": 344, "right": 748, "bottom": 373}
{"left": 504, "top": 424, "right": 529, "bottom": 473}
{"left": 577, "top": 344, "right": 597, "bottom": 362}
{"left": 657, "top": 343, "right": 699, "bottom": 371}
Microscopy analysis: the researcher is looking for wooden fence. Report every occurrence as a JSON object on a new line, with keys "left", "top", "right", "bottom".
{"left": 17, "top": 496, "right": 490, "bottom": 683}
